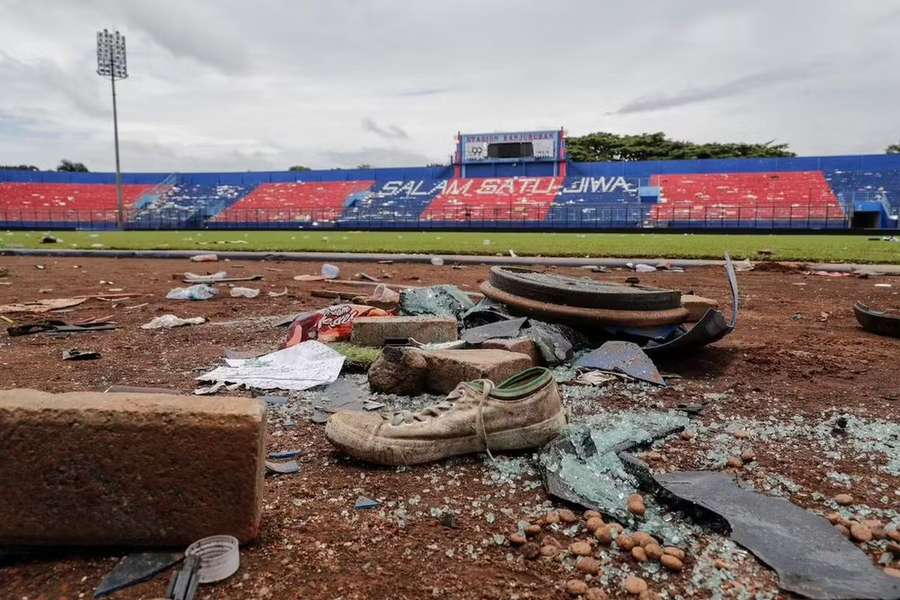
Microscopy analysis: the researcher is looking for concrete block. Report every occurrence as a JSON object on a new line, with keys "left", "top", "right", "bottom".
{"left": 0, "top": 389, "right": 266, "bottom": 547}
{"left": 422, "top": 349, "right": 533, "bottom": 394}
{"left": 479, "top": 337, "right": 542, "bottom": 366}
{"left": 351, "top": 316, "right": 458, "bottom": 347}
{"left": 368, "top": 346, "right": 429, "bottom": 395}
{"left": 681, "top": 294, "right": 719, "bottom": 321}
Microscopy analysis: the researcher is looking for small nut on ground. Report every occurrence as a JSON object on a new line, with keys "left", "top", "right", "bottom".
{"left": 586, "top": 516, "right": 604, "bottom": 532}
{"left": 632, "top": 532, "right": 655, "bottom": 547}
{"left": 623, "top": 576, "right": 648, "bottom": 595}
{"left": 725, "top": 456, "right": 744, "bottom": 469}
{"left": 850, "top": 523, "right": 873, "bottom": 543}
{"left": 740, "top": 448, "right": 756, "bottom": 462}
{"left": 509, "top": 533, "right": 527, "bottom": 545}
{"left": 627, "top": 494, "right": 646, "bottom": 516}
{"left": 680, "top": 430, "right": 696, "bottom": 440}
{"left": 834, "top": 493, "right": 853, "bottom": 506}
{"left": 544, "top": 511, "right": 560, "bottom": 525}
{"left": 566, "top": 579, "right": 589, "bottom": 596}
{"left": 644, "top": 543, "right": 663, "bottom": 560}
{"left": 714, "top": 559, "right": 730, "bottom": 570}
{"left": 559, "top": 509, "right": 578, "bottom": 524}
{"left": 663, "top": 547, "right": 685, "bottom": 560}
{"left": 594, "top": 526, "right": 613, "bottom": 545}
{"left": 576, "top": 556, "right": 602, "bottom": 575}
{"left": 825, "top": 512, "right": 842, "bottom": 524}
{"left": 584, "top": 510, "right": 601, "bottom": 520}
{"left": 631, "top": 546, "right": 648, "bottom": 562}
{"left": 525, "top": 524, "right": 542, "bottom": 536}
{"left": 585, "top": 588, "right": 608, "bottom": 600}
{"left": 570, "top": 541, "right": 593, "bottom": 556}
{"left": 660, "top": 554, "right": 684, "bottom": 572}
{"left": 540, "top": 545, "right": 559, "bottom": 558}
{"left": 616, "top": 535, "right": 635, "bottom": 551}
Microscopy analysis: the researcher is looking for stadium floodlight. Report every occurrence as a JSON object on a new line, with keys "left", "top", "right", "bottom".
{"left": 96, "top": 29, "right": 128, "bottom": 229}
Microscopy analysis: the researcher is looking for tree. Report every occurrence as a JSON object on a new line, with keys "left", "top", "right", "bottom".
{"left": 288, "top": 165, "right": 311, "bottom": 172}
{"left": 0, "top": 164, "right": 39, "bottom": 171}
{"left": 355, "top": 163, "right": 372, "bottom": 169}
{"left": 565, "top": 131, "right": 795, "bottom": 162}
{"left": 887, "top": 140, "right": 900, "bottom": 154}
{"left": 426, "top": 162, "right": 446, "bottom": 167}
{"left": 57, "top": 159, "right": 89, "bottom": 172}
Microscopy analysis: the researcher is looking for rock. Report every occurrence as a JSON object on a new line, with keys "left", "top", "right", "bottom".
{"left": 663, "top": 547, "right": 685, "bottom": 560}
{"left": 525, "top": 524, "right": 542, "bottom": 536}
{"left": 627, "top": 494, "right": 646, "bottom": 516}
{"left": 545, "top": 511, "right": 560, "bottom": 525}
{"left": 725, "top": 456, "right": 744, "bottom": 469}
{"left": 585, "top": 516, "right": 604, "bottom": 532}
{"left": 367, "top": 347, "right": 428, "bottom": 395}
{"left": 660, "top": 554, "right": 684, "bottom": 571}
{"left": 681, "top": 294, "right": 718, "bottom": 321}
{"left": 863, "top": 519, "right": 885, "bottom": 538}
{"left": 0, "top": 389, "right": 265, "bottom": 546}
{"left": 565, "top": 579, "right": 589, "bottom": 596}
{"left": 740, "top": 448, "right": 756, "bottom": 463}
{"left": 834, "top": 493, "right": 854, "bottom": 506}
{"left": 850, "top": 523, "right": 873, "bottom": 543}
{"left": 420, "top": 349, "right": 533, "bottom": 395}
{"left": 631, "top": 546, "right": 648, "bottom": 562}
{"left": 594, "top": 526, "right": 613, "bottom": 545}
{"left": 480, "top": 337, "right": 542, "bottom": 366}
{"left": 644, "top": 543, "right": 663, "bottom": 560}
{"left": 509, "top": 533, "right": 527, "bottom": 545}
{"left": 351, "top": 316, "right": 458, "bottom": 347}
{"left": 680, "top": 430, "right": 696, "bottom": 440}
{"left": 576, "top": 556, "right": 602, "bottom": 575}
{"left": 714, "top": 559, "right": 731, "bottom": 570}
{"left": 570, "top": 541, "right": 592, "bottom": 556}
{"left": 540, "top": 545, "right": 560, "bottom": 558}
{"left": 585, "top": 588, "right": 608, "bottom": 600}
{"left": 558, "top": 509, "right": 578, "bottom": 524}
{"left": 616, "top": 535, "right": 635, "bottom": 551}
{"left": 632, "top": 532, "right": 655, "bottom": 547}
{"left": 623, "top": 576, "right": 648, "bottom": 595}
{"left": 733, "top": 430, "right": 750, "bottom": 439}
{"left": 521, "top": 542, "right": 540, "bottom": 560}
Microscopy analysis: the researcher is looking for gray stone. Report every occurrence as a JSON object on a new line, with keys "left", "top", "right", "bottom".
{"left": 351, "top": 316, "right": 458, "bottom": 347}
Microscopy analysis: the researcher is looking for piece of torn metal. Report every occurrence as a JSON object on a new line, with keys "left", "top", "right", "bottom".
{"left": 461, "top": 317, "right": 528, "bottom": 344}
{"left": 655, "top": 471, "right": 900, "bottom": 600}
{"left": 165, "top": 555, "right": 199, "bottom": 600}
{"left": 94, "top": 552, "right": 183, "bottom": 598}
{"left": 198, "top": 340, "right": 344, "bottom": 391}
{"left": 538, "top": 412, "right": 689, "bottom": 540}
{"left": 642, "top": 253, "right": 739, "bottom": 356}
{"left": 575, "top": 341, "right": 665, "bottom": 386}
{"left": 854, "top": 302, "right": 900, "bottom": 338}
{"left": 7, "top": 320, "right": 118, "bottom": 337}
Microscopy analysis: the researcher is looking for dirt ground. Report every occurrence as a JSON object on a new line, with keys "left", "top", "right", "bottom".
{"left": 0, "top": 255, "right": 898, "bottom": 599}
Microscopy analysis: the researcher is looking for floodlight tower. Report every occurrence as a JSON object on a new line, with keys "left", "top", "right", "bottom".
{"left": 96, "top": 29, "right": 128, "bottom": 229}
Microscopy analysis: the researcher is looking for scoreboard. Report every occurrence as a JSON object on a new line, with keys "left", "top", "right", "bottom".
{"left": 458, "top": 130, "right": 564, "bottom": 164}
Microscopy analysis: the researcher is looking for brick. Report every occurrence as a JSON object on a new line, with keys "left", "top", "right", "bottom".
{"left": 351, "top": 316, "right": 458, "bottom": 347}
{"left": 0, "top": 389, "right": 265, "bottom": 547}
{"left": 422, "top": 349, "right": 533, "bottom": 394}
{"left": 681, "top": 294, "right": 719, "bottom": 321}
{"left": 479, "top": 337, "right": 542, "bottom": 366}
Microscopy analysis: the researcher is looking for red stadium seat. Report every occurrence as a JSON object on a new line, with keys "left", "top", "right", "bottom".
{"left": 421, "top": 177, "right": 563, "bottom": 222}
{"left": 214, "top": 181, "right": 374, "bottom": 223}
{"left": 0, "top": 183, "right": 152, "bottom": 223}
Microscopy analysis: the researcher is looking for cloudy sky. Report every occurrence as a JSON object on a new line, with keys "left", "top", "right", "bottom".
{"left": 1, "top": 0, "right": 898, "bottom": 172}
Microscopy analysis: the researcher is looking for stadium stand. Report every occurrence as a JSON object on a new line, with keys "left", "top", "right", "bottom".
{"left": 650, "top": 172, "right": 845, "bottom": 227}
{"left": 214, "top": 181, "right": 374, "bottom": 225}
{"left": 421, "top": 177, "right": 563, "bottom": 223}
{"left": 826, "top": 169, "right": 900, "bottom": 212}
{"left": 342, "top": 180, "right": 443, "bottom": 226}
{"left": 0, "top": 182, "right": 152, "bottom": 226}
{"left": 133, "top": 182, "right": 252, "bottom": 228}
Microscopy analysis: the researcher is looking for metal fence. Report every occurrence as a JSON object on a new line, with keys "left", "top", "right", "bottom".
{"left": 0, "top": 201, "right": 862, "bottom": 231}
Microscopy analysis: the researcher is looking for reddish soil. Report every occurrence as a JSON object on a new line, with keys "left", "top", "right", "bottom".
{"left": 0, "top": 255, "right": 898, "bottom": 599}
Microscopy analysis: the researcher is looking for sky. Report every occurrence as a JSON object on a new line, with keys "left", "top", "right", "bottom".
{"left": 1, "top": 0, "right": 898, "bottom": 172}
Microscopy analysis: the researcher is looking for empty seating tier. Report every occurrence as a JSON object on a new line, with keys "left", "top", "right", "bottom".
{"left": 215, "top": 181, "right": 375, "bottom": 224}
{"left": 0, "top": 183, "right": 152, "bottom": 223}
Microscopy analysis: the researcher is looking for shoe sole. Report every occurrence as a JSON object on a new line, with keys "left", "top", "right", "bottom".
{"left": 325, "top": 410, "right": 567, "bottom": 466}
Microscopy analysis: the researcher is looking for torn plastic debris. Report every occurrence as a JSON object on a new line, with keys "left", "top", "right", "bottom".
{"left": 62, "top": 348, "right": 101, "bottom": 361}
{"left": 198, "top": 340, "right": 344, "bottom": 391}
{"left": 94, "top": 551, "right": 183, "bottom": 598}
{"left": 575, "top": 341, "right": 665, "bottom": 386}
{"left": 400, "top": 285, "right": 474, "bottom": 319}
{"left": 230, "top": 287, "right": 260, "bottom": 299}
{"left": 141, "top": 315, "right": 207, "bottom": 329}
{"left": 265, "top": 460, "right": 300, "bottom": 475}
{"left": 655, "top": 471, "right": 900, "bottom": 600}
{"left": 284, "top": 304, "right": 391, "bottom": 347}
{"left": 166, "top": 284, "right": 218, "bottom": 301}
{"left": 538, "top": 412, "right": 689, "bottom": 540}
{"left": 461, "top": 317, "right": 528, "bottom": 344}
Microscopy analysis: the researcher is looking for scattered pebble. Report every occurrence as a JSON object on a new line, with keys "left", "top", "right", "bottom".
{"left": 834, "top": 493, "right": 854, "bottom": 506}
{"left": 585, "top": 516, "right": 604, "bottom": 532}
{"left": 594, "top": 526, "right": 613, "bottom": 545}
{"left": 733, "top": 430, "right": 750, "bottom": 439}
{"left": 545, "top": 511, "right": 560, "bottom": 525}
{"left": 521, "top": 542, "right": 540, "bottom": 560}
{"left": 740, "top": 448, "right": 756, "bottom": 462}
{"left": 566, "top": 579, "right": 588, "bottom": 596}
{"left": 616, "top": 535, "right": 635, "bottom": 551}
{"left": 680, "top": 430, "right": 696, "bottom": 440}
{"left": 540, "top": 545, "right": 560, "bottom": 558}
{"left": 660, "top": 554, "right": 684, "bottom": 572}
{"left": 663, "top": 547, "right": 685, "bottom": 560}
{"left": 725, "top": 456, "right": 744, "bottom": 469}
{"left": 576, "top": 556, "right": 602, "bottom": 575}
{"left": 585, "top": 588, "right": 608, "bottom": 600}
{"left": 623, "top": 575, "right": 648, "bottom": 595}
{"left": 559, "top": 509, "right": 578, "bottom": 524}
{"left": 570, "top": 541, "right": 592, "bottom": 556}
{"left": 714, "top": 559, "right": 731, "bottom": 570}
{"left": 525, "top": 524, "right": 542, "bottom": 536}
{"left": 509, "top": 533, "right": 526, "bottom": 545}
{"left": 631, "top": 546, "right": 648, "bottom": 562}
{"left": 627, "top": 494, "right": 646, "bottom": 516}
{"left": 644, "top": 543, "right": 663, "bottom": 560}
{"left": 850, "top": 523, "right": 873, "bottom": 543}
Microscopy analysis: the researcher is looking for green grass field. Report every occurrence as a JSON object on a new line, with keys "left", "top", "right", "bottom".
{"left": 2, "top": 230, "right": 899, "bottom": 264}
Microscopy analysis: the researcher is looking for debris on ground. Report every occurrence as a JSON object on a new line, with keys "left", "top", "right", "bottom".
{"left": 681, "top": 294, "right": 719, "bottom": 321}
{"left": 267, "top": 287, "right": 288, "bottom": 297}
{"left": 575, "top": 341, "right": 665, "bottom": 386}
{"left": 164, "top": 555, "right": 199, "bottom": 600}
{"left": 183, "top": 272, "right": 262, "bottom": 284}
{"left": 141, "top": 314, "right": 207, "bottom": 329}
{"left": 293, "top": 274, "right": 325, "bottom": 282}
{"left": 355, "top": 496, "right": 380, "bottom": 510}
{"left": 184, "top": 535, "right": 240, "bottom": 583}
{"left": 0, "top": 297, "right": 87, "bottom": 314}
{"left": 189, "top": 254, "right": 218, "bottom": 262}
{"left": 326, "top": 342, "right": 381, "bottom": 370}
{"left": 284, "top": 304, "right": 391, "bottom": 346}
{"left": 198, "top": 340, "right": 344, "bottom": 391}
{"left": 265, "top": 460, "right": 300, "bottom": 475}
{"left": 321, "top": 263, "right": 340, "bottom": 279}
{"left": 400, "top": 284, "right": 475, "bottom": 319}
{"left": 230, "top": 286, "right": 260, "bottom": 298}
{"left": 854, "top": 302, "right": 900, "bottom": 338}
{"left": 94, "top": 551, "right": 183, "bottom": 598}
{"left": 351, "top": 283, "right": 400, "bottom": 311}
{"left": 7, "top": 319, "right": 117, "bottom": 337}
{"left": 350, "top": 315, "right": 457, "bottom": 347}
{"left": 166, "top": 284, "right": 218, "bottom": 301}
{"left": 62, "top": 348, "right": 101, "bottom": 361}
{"left": 656, "top": 471, "right": 900, "bottom": 599}
{"left": 40, "top": 234, "right": 59, "bottom": 244}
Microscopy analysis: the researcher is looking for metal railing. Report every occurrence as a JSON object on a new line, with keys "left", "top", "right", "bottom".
{"left": 0, "top": 200, "right": 865, "bottom": 231}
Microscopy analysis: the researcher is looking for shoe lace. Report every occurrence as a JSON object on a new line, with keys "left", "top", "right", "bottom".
{"left": 384, "top": 379, "right": 497, "bottom": 460}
